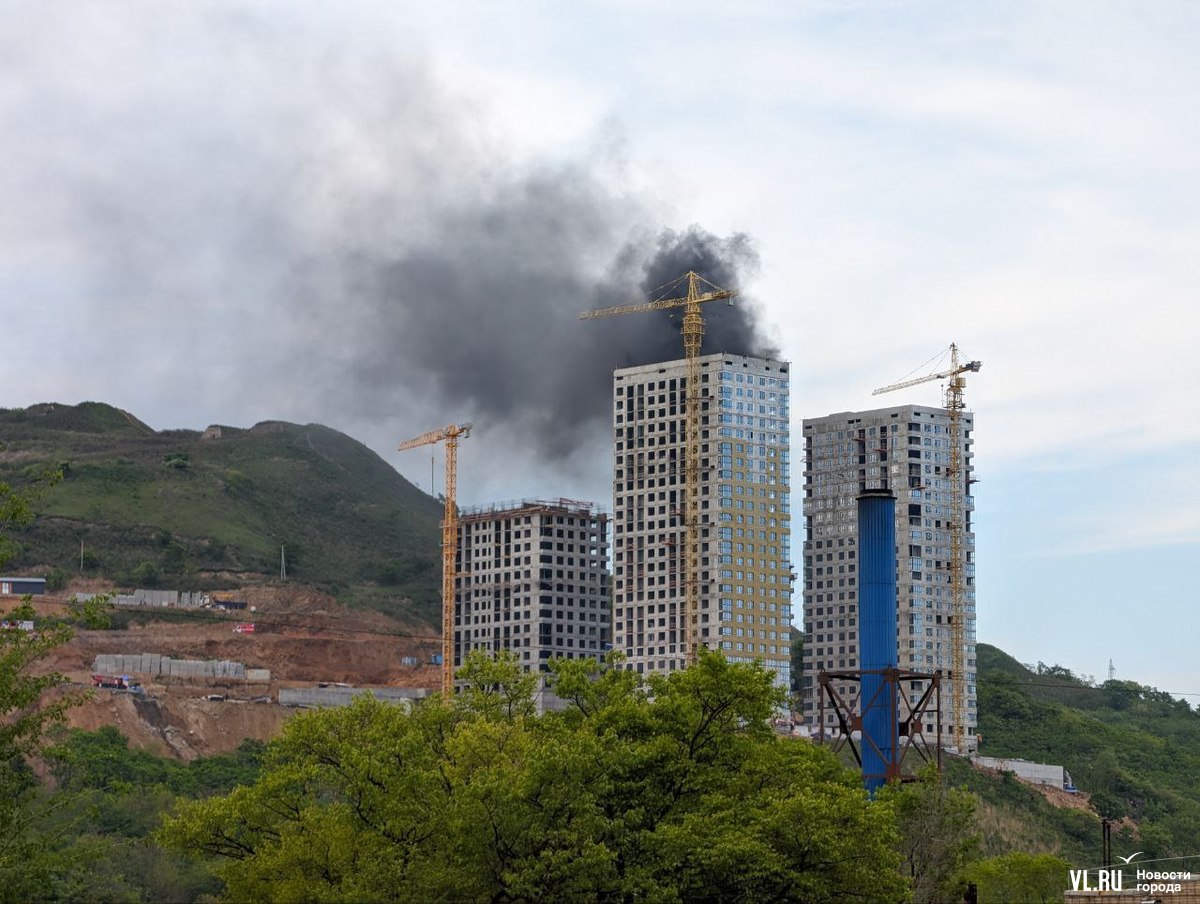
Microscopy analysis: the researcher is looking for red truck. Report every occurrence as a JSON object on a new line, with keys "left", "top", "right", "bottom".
{"left": 91, "top": 675, "right": 141, "bottom": 690}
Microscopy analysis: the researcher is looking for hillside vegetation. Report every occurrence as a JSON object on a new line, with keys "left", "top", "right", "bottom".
{"left": 0, "top": 402, "right": 442, "bottom": 620}
{"left": 975, "top": 642, "right": 1200, "bottom": 859}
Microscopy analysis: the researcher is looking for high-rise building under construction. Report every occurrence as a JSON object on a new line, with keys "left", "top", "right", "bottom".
{"left": 454, "top": 499, "right": 611, "bottom": 674}
{"left": 800, "top": 404, "right": 977, "bottom": 748}
{"left": 611, "top": 353, "right": 793, "bottom": 690}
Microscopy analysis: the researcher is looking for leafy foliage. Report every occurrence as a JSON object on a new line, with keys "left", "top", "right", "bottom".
{"left": 161, "top": 651, "right": 908, "bottom": 902}
{"left": 46, "top": 726, "right": 265, "bottom": 798}
{"left": 0, "top": 472, "right": 85, "bottom": 766}
{"left": 0, "top": 645, "right": 117, "bottom": 900}
{"left": 940, "top": 757, "right": 1097, "bottom": 864}
{"left": 0, "top": 474, "right": 124, "bottom": 899}
{"left": 11, "top": 732, "right": 268, "bottom": 903}
{"left": 976, "top": 643, "right": 1200, "bottom": 859}
{"left": 882, "top": 767, "right": 978, "bottom": 904}
{"left": 959, "top": 852, "right": 1071, "bottom": 904}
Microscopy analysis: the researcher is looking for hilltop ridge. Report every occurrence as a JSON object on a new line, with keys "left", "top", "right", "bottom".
{"left": 974, "top": 642, "right": 1200, "bottom": 860}
{"left": 0, "top": 402, "right": 443, "bottom": 621}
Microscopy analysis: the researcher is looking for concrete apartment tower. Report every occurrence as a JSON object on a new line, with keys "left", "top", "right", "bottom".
{"left": 612, "top": 353, "right": 793, "bottom": 690}
{"left": 454, "top": 500, "right": 611, "bottom": 680}
{"left": 800, "top": 405, "right": 977, "bottom": 748}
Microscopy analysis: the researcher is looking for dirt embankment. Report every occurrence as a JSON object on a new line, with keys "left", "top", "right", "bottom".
{"left": 28, "top": 584, "right": 440, "bottom": 759}
{"left": 61, "top": 688, "right": 291, "bottom": 760}
{"left": 969, "top": 760, "right": 1095, "bottom": 812}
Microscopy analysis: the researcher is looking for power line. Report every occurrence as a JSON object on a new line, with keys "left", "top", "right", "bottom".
{"left": 1081, "top": 851, "right": 1200, "bottom": 871}
{"left": 993, "top": 677, "right": 1200, "bottom": 696}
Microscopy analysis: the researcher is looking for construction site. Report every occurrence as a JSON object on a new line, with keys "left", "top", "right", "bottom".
{"left": 391, "top": 271, "right": 985, "bottom": 782}
{"left": 24, "top": 584, "right": 439, "bottom": 759}
{"left": 23, "top": 270, "right": 984, "bottom": 783}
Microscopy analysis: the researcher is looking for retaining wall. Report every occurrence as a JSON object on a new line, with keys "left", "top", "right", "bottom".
{"left": 279, "top": 686, "right": 427, "bottom": 709}
{"left": 973, "top": 755, "right": 1064, "bottom": 787}
{"left": 92, "top": 653, "right": 266, "bottom": 682}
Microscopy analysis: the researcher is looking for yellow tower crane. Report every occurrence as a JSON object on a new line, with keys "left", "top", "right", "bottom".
{"left": 873, "top": 344, "right": 981, "bottom": 754}
{"left": 580, "top": 272, "right": 736, "bottom": 665}
{"left": 398, "top": 423, "right": 472, "bottom": 701}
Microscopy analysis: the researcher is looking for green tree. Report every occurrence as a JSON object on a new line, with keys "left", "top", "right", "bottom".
{"left": 161, "top": 650, "right": 909, "bottom": 902}
{"left": 0, "top": 476, "right": 87, "bottom": 768}
{"left": 33, "top": 727, "right": 260, "bottom": 903}
{"left": 454, "top": 648, "right": 536, "bottom": 721}
{"left": 0, "top": 473, "right": 113, "bottom": 897}
{"left": 883, "top": 767, "right": 979, "bottom": 903}
{"left": 131, "top": 561, "right": 160, "bottom": 587}
{"left": 46, "top": 725, "right": 171, "bottom": 793}
{"left": 960, "top": 852, "right": 1070, "bottom": 904}
{"left": 0, "top": 474, "right": 43, "bottom": 568}
{"left": 45, "top": 566, "right": 69, "bottom": 592}
{"left": 159, "top": 541, "right": 187, "bottom": 575}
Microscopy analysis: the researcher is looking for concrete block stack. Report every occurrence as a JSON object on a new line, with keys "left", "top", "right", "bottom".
{"left": 92, "top": 653, "right": 249, "bottom": 681}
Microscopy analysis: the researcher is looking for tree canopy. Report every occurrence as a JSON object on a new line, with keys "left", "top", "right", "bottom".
{"left": 0, "top": 472, "right": 119, "bottom": 899}
{"left": 161, "top": 651, "right": 908, "bottom": 903}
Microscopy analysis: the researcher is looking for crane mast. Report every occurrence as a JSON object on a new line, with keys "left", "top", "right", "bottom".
{"left": 581, "top": 272, "right": 735, "bottom": 665}
{"left": 945, "top": 352, "right": 969, "bottom": 755}
{"left": 873, "top": 344, "right": 981, "bottom": 754}
{"left": 398, "top": 423, "right": 472, "bottom": 701}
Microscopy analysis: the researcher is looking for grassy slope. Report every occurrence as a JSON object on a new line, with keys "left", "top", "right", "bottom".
{"left": 944, "top": 757, "right": 1099, "bottom": 864}
{"left": 972, "top": 642, "right": 1200, "bottom": 859}
{"left": 0, "top": 402, "right": 443, "bottom": 621}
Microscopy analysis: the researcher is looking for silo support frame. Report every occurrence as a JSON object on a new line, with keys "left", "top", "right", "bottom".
{"left": 817, "top": 668, "right": 943, "bottom": 784}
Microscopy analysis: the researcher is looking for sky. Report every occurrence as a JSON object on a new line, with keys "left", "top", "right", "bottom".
{"left": 2, "top": 1, "right": 1197, "bottom": 697}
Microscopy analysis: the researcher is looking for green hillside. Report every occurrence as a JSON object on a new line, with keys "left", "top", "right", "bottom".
{"left": 0, "top": 402, "right": 443, "bottom": 620}
{"left": 974, "top": 642, "right": 1200, "bottom": 859}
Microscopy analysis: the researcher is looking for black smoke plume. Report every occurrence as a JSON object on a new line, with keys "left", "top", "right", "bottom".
{"left": 347, "top": 209, "right": 776, "bottom": 460}
{"left": 0, "top": 3, "right": 779, "bottom": 480}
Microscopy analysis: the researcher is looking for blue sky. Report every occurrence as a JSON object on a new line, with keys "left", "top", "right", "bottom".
{"left": 1, "top": 2, "right": 1196, "bottom": 697}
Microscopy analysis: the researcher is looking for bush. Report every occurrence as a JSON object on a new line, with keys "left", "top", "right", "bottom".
{"left": 131, "top": 561, "right": 160, "bottom": 587}
{"left": 44, "top": 567, "right": 68, "bottom": 592}
{"left": 960, "top": 852, "right": 1071, "bottom": 904}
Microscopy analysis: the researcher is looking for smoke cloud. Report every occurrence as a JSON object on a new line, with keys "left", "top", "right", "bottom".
{"left": 347, "top": 215, "right": 774, "bottom": 460}
{"left": 0, "top": 3, "right": 778, "bottom": 493}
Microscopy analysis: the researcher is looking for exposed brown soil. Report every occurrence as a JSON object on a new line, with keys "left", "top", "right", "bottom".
{"left": 24, "top": 584, "right": 440, "bottom": 760}
{"left": 60, "top": 687, "right": 292, "bottom": 760}
{"left": 970, "top": 761, "right": 1095, "bottom": 812}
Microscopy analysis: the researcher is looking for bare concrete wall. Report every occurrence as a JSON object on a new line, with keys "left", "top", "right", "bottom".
{"left": 279, "top": 686, "right": 427, "bottom": 708}
{"left": 92, "top": 653, "right": 260, "bottom": 681}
